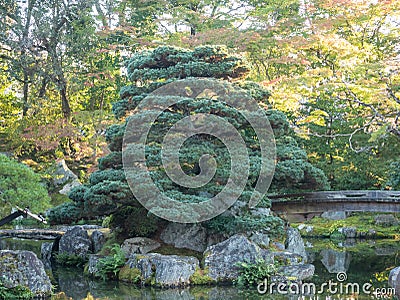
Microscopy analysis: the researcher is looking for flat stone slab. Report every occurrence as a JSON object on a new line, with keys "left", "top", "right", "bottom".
{"left": 0, "top": 229, "right": 64, "bottom": 240}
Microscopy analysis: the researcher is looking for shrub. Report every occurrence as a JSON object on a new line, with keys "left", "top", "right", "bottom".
{"left": 235, "top": 259, "right": 279, "bottom": 286}
{"left": 98, "top": 152, "right": 122, "bottom": 170}
{"left": 0, "top": 154, "right": 51, "bottom": 215}
{"left": 0, "top": 279, "right": 34, "bottom": 300}
{"left": 95, "top": 244, "right": 126, "bottom": 280}
{"left": 204, "top": 214, "right": 285, "bottom": 237}
{"left": 47, "top": 202, "right": 81, "bottom": 225}
{"left": 387, "top": 161, "right": 400, "bottom": 189}
{"left": 109, "top": 206, "right": 160, "bottom": 237}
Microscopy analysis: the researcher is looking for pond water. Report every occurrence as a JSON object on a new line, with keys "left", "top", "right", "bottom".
{"left": 1, "top": 237, "right": 399, "bottom": 299}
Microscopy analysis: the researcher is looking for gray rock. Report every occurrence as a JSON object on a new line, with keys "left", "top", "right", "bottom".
{"left": 297, "top": 224, "right": 314, "bottom": 233}
{"left": 306, "top": 250, "right": 316, "bottom": 263}
{"left": 53, "top": 159, "right": 79, "bottom": 186}
{"left": 338, "top": 227, "right": 357, "bottom": 238}
{"left": 160, "top": 222, "right": 207, "bottom": 252}
{"left": 127, "top": 253, "right": 199, "bottom": 287}
{"left": 204, "top": 234, "right": 273, "bottom": 281}
{"left": 272, "top": 242, "right": 285, "bottom": 251}
{"left": 320, "top": 249, "right": 351, "bottom": 273}
{"left": 90, "top": 230, "right": 106, "bottom": 253}
{"left": 250, "top": 207, "right": 271, "bottom": 217}
{"left": 321, "top": 211, "right": 348, "bottom": 220}
{"left": 389, "top": 266, "right": 400, "bottom": 296}
{"left": 249, "top": 232, "right": 270, "bottom": 248}
{"left": 87, "top": 254, "right": 104, "bottom": 276}
{"left": 279, "top": 264, "right": 315, "bottom": 280}
{"left": 41, "top": 242, "right": 53, "bottom": 261}
{"left": 306, "top": 226, "right": 313, "bottom": 233}
{"left": 374, "top": 214, "right": 399, "bottom": 227}
{"left": 121, "top": 237, "right": 160, "bottom": 257}
{"left": 220, "top": 200, "right": 247, "bottom": 217}
{"left": 0, "top": 250, "right": 52, "bottom": 296}
{"left": 298, "top": 224, "right": 306, "bottom": 230}
{"left": 59, "top": 226, "right": 91, "bottom": 257}
{"left": 285, "top": 228, "right": 307, "bottom": 263}
{"left": 59, "top": 179, "right": 81, "bottom": 195}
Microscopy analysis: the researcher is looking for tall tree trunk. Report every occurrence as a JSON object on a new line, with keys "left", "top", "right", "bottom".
{"left": 48, "top": 45, "right": 71, "bottom": 120}
{"left": 58, "top": 73, "right": 71, "bottom": 120}
{"left": 22, "top": 71, "right": 29, "bottom": 116}
{"left": 20, "top": 0, "right": 36, "bottom": 117}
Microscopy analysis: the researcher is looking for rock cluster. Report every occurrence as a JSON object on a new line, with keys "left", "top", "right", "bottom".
{"left": 0, "top": 250, "right": 52, "bottom": 296}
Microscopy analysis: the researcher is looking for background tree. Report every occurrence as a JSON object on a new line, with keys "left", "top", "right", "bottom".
{"left": 242, "top": 0, "right": 400, "bottom": 189}
{"left": 0, "top": 154, "right": 51, "bottom": 216}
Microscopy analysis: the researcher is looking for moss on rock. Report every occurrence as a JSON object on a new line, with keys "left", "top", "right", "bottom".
{"left": 118, "top": 266, "right": 141, "bottom": 283}
{"left": 189, "top": 267, "right": 214, "bottom": 285}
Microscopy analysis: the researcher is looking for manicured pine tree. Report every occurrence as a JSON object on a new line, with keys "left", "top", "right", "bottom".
{"left": 48, "top": 46, "right": 329, "bottom": 237}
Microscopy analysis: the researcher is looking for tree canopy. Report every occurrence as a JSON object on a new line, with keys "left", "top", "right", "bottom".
{"left": 0, "top": 154, "right": 51, "bottom": 216}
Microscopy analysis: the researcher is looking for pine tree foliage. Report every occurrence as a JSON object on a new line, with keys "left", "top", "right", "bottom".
{"left": 48, "top": 46, "right": 328, "bottom": 236}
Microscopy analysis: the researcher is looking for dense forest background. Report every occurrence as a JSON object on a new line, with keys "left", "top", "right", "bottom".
{"left": 1, "top": 0, "right": 400, "bottom": 222}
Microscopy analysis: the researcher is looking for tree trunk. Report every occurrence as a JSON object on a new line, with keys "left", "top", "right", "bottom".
{"left": 22, "top": 71, "right": 29, "bottom": 116}
{"left": 58, "top": 73, "right": 71, "bottom": 120}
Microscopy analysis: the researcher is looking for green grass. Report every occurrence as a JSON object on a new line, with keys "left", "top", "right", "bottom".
{"left": 293, "top": 212, "right": 400, "bottom": 239}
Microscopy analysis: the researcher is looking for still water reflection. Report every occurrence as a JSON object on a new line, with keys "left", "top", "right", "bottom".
{"left": 1, "top": 237, "right": 399, "bottom": 299}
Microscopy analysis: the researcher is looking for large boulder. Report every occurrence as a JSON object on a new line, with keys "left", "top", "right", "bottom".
{"left": 121, "top": 237, "right": 160, "bottom": 257}
{"left": 320, "top": 249, "right": 351, "bottom": 273}
{"left": 0, "top": 250, "right": 52, "bottom": 296}
{"left": 59, "top": 226, "right": 91, "bottom": 257}
{"left": 285, "top": 227, "right": 307, "bottom": 263}
{"left": 53, "top": 159, "right": 79, "bottom": 186}
{"left": 127, "top": 253, "right": 199, "bottom": 287}
{"left": 160, "top": 222, "right": 207, "bottom": 252}
{"left": 52, "top": 159, "right": 81, "bottom": 195}
{"left": 204, "top": 234, "right": 272, "bottom": 282}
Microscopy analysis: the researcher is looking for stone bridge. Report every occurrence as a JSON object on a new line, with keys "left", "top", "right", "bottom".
{"left": 270, "top": 190, "right": 400, "bottom": 222}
